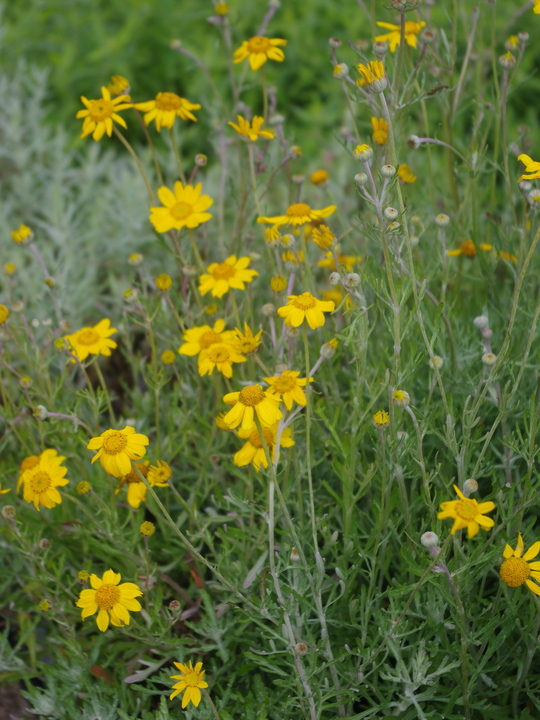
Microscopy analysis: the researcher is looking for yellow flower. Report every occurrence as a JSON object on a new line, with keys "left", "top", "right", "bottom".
{"left": 357, "top": 61, "right": 387, "bottom": 90}
{"left": 437, "top": 484, "right": 495, "bottom": 538}
{"left": 76, "top": 568, "right": 143, "bottom": 632}
{"left": 0, "top": 304, "right": 9, "bottom": 325}
{"left": 140, "top": 521, "right": 155, "bottom": 536}
{"left": 0, "top": 483, "right": 11, "bottom": 495}
{"left": 76, "top": 86, "right": 132, "bottom": 141}
{"left": 64, "top": 318, "right": 118, "bottom": 362}
{"left": 107, "top": 75, "right": 130, "bottom": 97}
{"left": 4, "top": 262, "right": 17, "bottom": 275}
{"left": 371, "top": 117, "right": 388, "bottom": 145}
{"left": 233, "top": 323, "right": 263, "bottom": 354}
{"left": 215, "top": 413, "right": 232, "bottom": 431}
{"left": 322, "top": 288, "right": 352, "bottom": 311}
{"left": 372, "top": 410, "right": 390, "bottom": 429}
{"left": 233, "top": 36, "right": 287, "bottom": 71}
{"left": 375, "top": 21, "right": 426, "bottom": 52}
{"left": 148, "top": 460, "right": 173, "bottom": 487}
{"left": 161, "top": 350, "right": 176, "bottom": 365}
{"left": 135, "top": 92, "right": 201, "bottom": 130}
{"left": 500, "top": 535, "right": 540, "bottom": 596}
{"left": 128, "top": 252, "right": 143, "bottom": 265}
{"left": 17, "top": 454, "right": 42, "bottom": 492}
{"left": 282, "top": 249, "right": 304, "bottom": 265}
{"left": 518, "top": 153, "right": 540, "bottom": 181}
{"left": 310, "top": 169, "right": 330, "bottom": 186}
{"left": 178, "top": 319, "right": 234, "bottom": 356}
{"left": 170, "top": 660, "right": 209, "bottom": 708}
{"left": 534, "top": 0, "right": 540, "bottom": 14}
{"left": 149, "top": 182, "right": 213, "bottom": 233}
{"left": 198, "top": 342, "right": 246, "bottom": 378}
{"left": 277, "top": 292, "right": 335, "bottom": 329}
{"left": 270, "top": 275, "right": 287, "bottom": 292}
{"left": 311, "top": 224, "right": 336, "bottom": 250}
{"left": 258, "top": 202, "right": 336, "bottom": 228}
{"left": 115, "top": 461, "right": 150, "bottom": 508}
{"left": 76, "top": 481, "right": 91, "bottom": 494}
{"left": 228, "top": 115, "right": 275, "bottom": 141}
{"left": 447, "top": 240, "right": 492, "bottom": 257}
{"left": 234, "top": 422, "right": 295, "bottom": 470}
{"left": 223, "top": 385, "right": 282, "bottom": 430}
{"left": 317, "top": 251, "right": 361, "bottom": 272}
{"left": 198, "top": 255, "right": 258, "bottom": 298}
{"left": 21, "top": 449, "right": 69, "bottom": 511}
{"left": 215, "top": 2, "right": 229, "bottom": 15}
{"left": 263, "top": 370, "right": 311, "bottom": 411}
{"left": 505, "top": 35, "right": 519, "bottom": 50}
{"left": 496, "top": 250, "right": 518, "bottom": 263}
{"left": 155, "top": 273, "right": 172, "bottom": 290}
{"left": 87, "top": 426, "right": 150, "bottom": 478}
{"left": 11, "top": 224, "right": 32, "bottom": 244}
{"left": 205, "top": 303, "right": 219, "bottom": 315}
{"left": 264, "top": 225, "right": 282, "bottom": 245}
{"left": 398, "top": 164, "right": 417, "bottom": 184}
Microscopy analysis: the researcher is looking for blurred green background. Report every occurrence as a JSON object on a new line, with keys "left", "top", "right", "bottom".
{"left": 3, "top": 0, "right": 540, "bottom": 159}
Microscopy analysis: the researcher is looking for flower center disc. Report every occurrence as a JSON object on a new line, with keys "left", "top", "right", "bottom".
{"left": 77, "top": 329, "right": 100, "bottom": 346}
{"left": 103, "top": 433, "right": 128, "bottom": 455}
{"left": 292, "top": 293, "right": 317, "bottom": 310}
{"left": 88, "top": 99, "right": 115, "bottom": 122}
{"left": 273, "top": 376, "right": 296, "bottom": 393}
{"left": 500, "top": 557, "right": 530, "bottom": 587}
{"left": 208, "top": 345, "right": 231, "bottom": 362}
{"left": 249, "top": 427, "right": 273, "bottom": 448}
{"left": 247, "top": 36, "right": 271, "bottom": 53}
{"left": 461, "top": 241, "right": 476, "bottom": 257}
{"left": 239, "top": 385, "right": 265, "bottom": 406}
{"left": 155, "top": 92, "right": 182, "bottom": 111}
{"left": 183, "top": 671, "right": 200, "bottom": 687}
{"left": 95, "top": 583, "right": 121, "bottom": 609}
{"left": 31, "top": 471, "right": 52, "bottom": 493}
{"left": 212, "top": 263, "right": 236, "bottom": 280}
{"left": 455, "top": 499, "right": 479, "bottom": 521}
{"left": 170, "top": 202, "right": 193, "bottom": 220}
{"left": 199, "top": 331, "right": 221, "bottom": 349}
{"left": 286, "top": 203, "right": 312, "bottom": 218}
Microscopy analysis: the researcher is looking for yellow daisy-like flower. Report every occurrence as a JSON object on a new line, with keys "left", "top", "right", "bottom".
{"left": 233, "top": 36, "right": 287, "bottom": 71}
{"left": 282, "top": 249, "right": 305, "bottom": 265}
{"left": 76, "top": 569, "right": 143, "bottom": 632}
{"left": 198, "top": 255, "right": 258, "bottom": 298}
{"left": 135, "top": 92, "right": 201, "bottom": 130}
{"left": 518, "top": 153, "right": 540, "bottom": 181}
{"left": 21, "top": 449, "right": 69, "bottom": 511}
{"left": 447, "top": 240, "right": 492, "bottom": 257}
{"left": 311, "top": 225, "right": 336, "bottom": 250}
{"left": 496, "top": 250, "right": 518, "bottom": 263}
{"left": 87, "top": 426, "right": 149, "bottom": 478}
{"left": 357, "top": 61, "right": 387, "bottom": 89}
{"left": 115, "top": 461, "right": 150, "bottom": 509}
{"left": 17, "top": 453, "right": 43, "bottom": 492}
{"left": 372, "top": 410, "right": 390, "bottom": 429}
{"left": 149, "top": 182, "right": 213, "bottom": 233}
{"left": 155, "top": 273, "right": 172, "bottom": 291}
{"left": 228, "top": 115, "right": 275, "bottom": 141}
{"left": 310, "top": 169, "right": 330, "bottom": 186}
{"left": 534, "top": 0, "right": 540, "bottom": 14}
{"left": 398, "top": 164, "right": 417, "bottom": 184}
{"left": 375, "top": 20, "right": 426, "bottom": 52}
{"left": 257, "top": 202, "right": 336, "bottom": 228}
{"left": 233, "top": 323, "right": 263, "bottom": 354}
{"left": 0, "top": 305, "right": 9, "bottom": 325}
{"left": 64, "top": 318, "right": 118, "bottom": 362}
{"left": 278, "top": 292, "right": 335, "bottom": 329}
{"left": 223, "top": 385, "right": 282, "bottom": 430}
{"left": 11, "top": 224, "right": 33, "bottom": 244}
{"left": 371, "top": 117, "right": 388, "bottom": 145}
{"left": 270, "top": 275, "right": 288, "bottom": 292}
{"left": 170, "top": 660, "right": 209, "bottom": 708}
{"left": 263, "top": 370, "right": 312, "bottom": 411}
{"left": 161, "top": 350, "right": 176, "bottom": 365}
{"left": 4, "top": 262, "right": 17, "bottom": 275}
{"left": 437, "top": 484, "right": 495, "bottom": 539}
{"left": 317, "top": 251, "right": 361, "bottom": 272}
{"left": 147, "top": 460, "right": 172, "bottom": 487}
{"left": 76, "top": 86, "right": 132, "bottom": 141}
{"left": 215, "top": 2, "right": 229, "bottom": 15}
{"left": 198, "top": 342, "right": 246, "bottom": 378}
{"left": 234, "top": 422, "right": 295, "bottom": 470}
{"left": 107, "top": 75, "right": 130, "bottom": 97}
{"left": 500, "top": 535, "right": 540, "bottom": 596}
{"left": 178, "top": 319, "right": 235, "bottom": 357}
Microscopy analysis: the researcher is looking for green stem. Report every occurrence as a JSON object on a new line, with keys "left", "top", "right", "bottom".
{"left": 302, "top": 324, "right": 317, "bottom": 551}
{"left": 113, "top": 127, "right": 155, "bottom": 203}
{"left": 248, "top": 143, "right": 262, "bottom": 217}
{"left": 94, "top": 361, "right": 116, "bottom": 424}
{"left": 169, "top": 127, "right": 187, "bottom": 184}
{"left": 261, "top": 65, "right": 268, "bottom": 121}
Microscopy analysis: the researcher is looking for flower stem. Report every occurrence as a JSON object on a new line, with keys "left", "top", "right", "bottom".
{"left": 169, "top": 126, "right": 187, "bottom": 184}
{"left": 202, "top": 689, "right": 221, "bottom": 720}
{"left": 248, "top": 143, "right": 262, "bottom": 217}
{"left": 113, "top": 127, "right": 155, "bottom": 203}
{"left": 94, "top": 361, "right": 116, "bottom": 424}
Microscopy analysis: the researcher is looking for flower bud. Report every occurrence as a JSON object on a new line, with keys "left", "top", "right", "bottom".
{"left": 372, "top": 410, "right": 390, "bottom": 429}
{"left": 195, "top": 153, "right": 208, "bottom": 166}
{"left": 76, "top": 481, "right": 91, "bottom": 494}
{"left": 354, "top": 172, "right": 368, "bottom": 185}
{"left": 482, "top": 352, "right": 497, "bottom": 366}
{"left": 1, "top": 505, "right": 16, "bottom": 519}
{"left": 410, "top": 235, "right": 420, "bottom": 247}
{"left": 435, "top": 213, "right": 450, "bottom": 227}
{"left": 429, "top": 355, "right": 443, "bottom": 370}
{"left": 161, "top": 350, "right": 176, "bottom": 365}
{"left": 372, "top": 41, "right": 388, "bottom": 56}
{"left": 463, "top": 479, "right": 478, "bottom": 497}
{"left": 292, "top": 174, "right": 305, "bottom": 185}
{"left": 286, "top": 327, "right": 299, "bottom": 338}
{"left": 182, "top": 265, "right": 197, "bottom": 277}
{"left": 270, "top": 275, "right": 287, "bottom": 293}
{"left": 289, "top": 145, "right": 302, "bottom": 159}
{"left": 39, "top": 538, "right": 50, "bottom": 550}
{"left": 20, "top": 376, "right": 32, "bottom": 389}
{"left": 169, "top": 599, "right": 181, "bottom": 612}
{"left": 295, "top": 642, "right": 308, "bottom": 656}
{"left": 387, "top": 221, "right": 401, "bottom": 233}
{"left": 421, "top": 531, "right": 439, "bottom": 549}
{"left": 128, "top": 252, "right": 144, "bottom": 265}
{"left": 269, "top": 113, "right": 284, "bottom": 125}
{"left": 329, "top": 271, "right": 341, "bottom": 286}
{"left": 33, "top": 405, "right": 48, "bottom": 420}
{"left": 329, "top": 37, "right": 342, "bottom": 49}
{"left": 342, "top": 272, "right": 361, "bottom": 289}
{"left": 408, "top": 135, "right": 421, "bottom": 149}
{"left": 140, "top": 521, "right": 155, "bottom": 536}
{"left": 77, "top": 570, "right": 90, "bottom": 582}
{"left": 421, "top": 29, "right": 435, "bottom": 44}
{"left": 381, "top": 164, "right": 396, "bottom": 178}
{"left": 527, "top": 189, "right": 540, "bottom": 209}
{"left": 262, "top": 303, "right": 275, "bottom": 316}
{"left": 333, "top": 63, "right": 349, "bottom": 79}
{"left": 384, "top": 207, "right": 399, "bottom": 220}
{"left": 320, "top": 338, "right": 339, "bottom": 359}
{"left": 473, "top": 315, "right": 489, "bottom": 330}
{"left": 39, "top": 600, "right": 52, "bottom": 612}
{"left": 518, "top": 32, "right": 529, "bottom": 44}
{"left": 280, "top": 234, "right": 296, "bottom": 248}
{"left": 353, "top": 144, "right": 373, "bottom": 162}
{"left": 499, "top": 52, "right": 516, "bottom": 69}
{"left": 392, "top": 389, "right": 410, "bottom": 408}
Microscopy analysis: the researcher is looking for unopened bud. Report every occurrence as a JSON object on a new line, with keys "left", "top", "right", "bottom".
{"left": 435, "top": 213, "right": 450, "bottom": 227}
{"left": 39, "top": 600, "right": 52, "bottom": 612}
{"left": 20, "top": 376, "right": 32, "bottom": 389}
{"left": 392, "top": 389, "right": 410, "bottom": 408}
{"left": 295, "top": 642, "right": 308, "bottom": 656}
{"left": 408, "top": 135, "right": 421, "bottom": 149}
{"left": 329, "top": 272, "right": 341, "bottom": 286}
{"left": 482, "top": 352, "right": 497, "bottom": 366}
{"left": 342, "top": 273, "right": 361, "bottom": 289}
{"left": 354, "top": 172, "right": 368, "bottom": 186}
{"left": 372, "top": 41, "right": 388, "bottom": 56}
{"left": 33, "top": 405, "right": 48, "bottom": 420}
{"left": 421, "top": 531, "right": 439, "bottom": 549}
{"left": 320, "top": 338, "right": 339, "bottom": 359}
{"left": 280, "top": 234, "right": 296, "bottom": 248}
{"left": 384, "top": 207, "right": 399, "bottom": 220}
{"left": 292, "top": 174, "right": 305, "bottom": 185}
{"left": 289, "top": 145, "right": 302, "bottom": 159}
{"left": 518, "top": 32, "right": 529, "bottom": 44}
{"left": 169, "top": 599, "right": 181, "bottom": 612}
{"left": 421, "top": 29, "right": 435, "bottom": 44}
{"left": 463, "top": 479, "right": 478, "bottom": 497}
{"left": 429, "top": 355, "right": 443, "bottom": 370}
{"left": 261, "top": 303, "right": 275, "bottom": 316}
{"left": 286, "top": 327, "right": 299, "bottom": 339}
{"left": 473, "top": 315, "right": 489, "bottom": 330}
{"left": 39, "top": 538, "right": 50, "bottom": 550}
{"left": 333, "top": 63, "right": 348, "bottom": 79}
{"left": 482, "top": 328, "right": 493, "bottom": 340}
{"left": 329, "top": 37, "right": 342, "bottom": 49}
{"left": 353, "top": 144, "right": 373, "bottom": 162}
{"left": 499, "top": 52, "right": 516, "bottom": 69}
{"left": 182, "top": 265, "right": 197, "bottom": 277}
{"left": 2, "top": 505, "right": 16, "bottom": 519}
{"left": 381, "top": 164, "right": 396, "bottom": 178}
{"left": 195, "top": 153, "right": 207, "bottom": 166}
